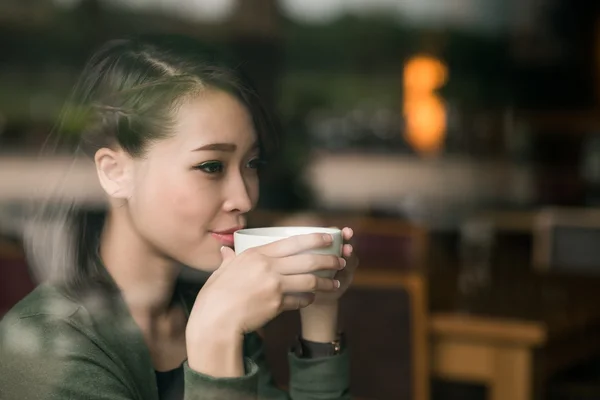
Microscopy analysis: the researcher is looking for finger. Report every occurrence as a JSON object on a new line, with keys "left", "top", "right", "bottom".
{"left": 219, "top": 246, "right": 236, "bottom": 266}
{"left": 342, "top": 244, "right": 353, "bottom": 258}
{"left": 280, "top": 274, "right": 340, "bottom": 293}
{"left": 280, "top": 293, "right": 315, "bottom": 311}
{"left": 261, "top": 232, "right": 334, "bottom": 258}
{"left": 275, "top": 254, "right": 345, "bottom": 275}
{"left": 342, "top": 227, "right": 354, "bottom": 241}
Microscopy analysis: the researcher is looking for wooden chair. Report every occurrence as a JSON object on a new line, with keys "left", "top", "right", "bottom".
{"left": 467, "top": 207, "right": 600, "bottom": 275}
{"left": 0, "top": 237, "right": 35, "bottom": 317}
{"left": 248, "top": 210, "right": 429, "bottom": 400}
{"left": 532, "top": 207, "right": 600, "bottom": 275}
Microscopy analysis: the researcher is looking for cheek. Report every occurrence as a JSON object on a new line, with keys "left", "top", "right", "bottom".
{"left": 136, "top": 168, "right": 215, "bottom": 225}
{"left": 165, "top": 176, "right": 219, "bottom": 224}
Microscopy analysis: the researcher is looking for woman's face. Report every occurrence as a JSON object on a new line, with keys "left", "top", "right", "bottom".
{"left": 125, "top": 89, "right": 261, "bottom": 270}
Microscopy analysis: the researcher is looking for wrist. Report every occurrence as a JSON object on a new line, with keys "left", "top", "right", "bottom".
{"left": 186, "top": 321, "right": 245, "bottom": 377}
{"left": 299, "top": 302, "right": 339, "bottom": 342}
{"left": 294, "top": 332, "right": 346, "bottom": 359}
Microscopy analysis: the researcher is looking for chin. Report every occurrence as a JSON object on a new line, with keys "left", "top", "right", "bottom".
{"left": 181, "top": 250, "right": 223, "bottom": 272}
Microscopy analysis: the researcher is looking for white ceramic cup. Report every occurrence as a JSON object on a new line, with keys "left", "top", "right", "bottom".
{"left": 233, "top": 226, "right": 343, "bottom": 278}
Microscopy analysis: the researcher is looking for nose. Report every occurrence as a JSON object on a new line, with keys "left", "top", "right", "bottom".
{"left": 222, "top": 172, "right": 254, "bottom": 214}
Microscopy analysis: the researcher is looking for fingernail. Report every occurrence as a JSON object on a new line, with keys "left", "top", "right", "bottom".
{"left": 323, "top": 234, "right": 333, "bottom": 243}
{"left": 339, "top": 258, "right": 347, "bottom": 269}
{"left": 334, "top": 280, "right": 341, "bottom": 289}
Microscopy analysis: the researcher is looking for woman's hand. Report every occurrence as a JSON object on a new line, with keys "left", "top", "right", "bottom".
{"left": 185, "top": 232, "right": 345, "bottom": 376}
{"left": 312, "top": 227, "right": 359, "bottom": 305}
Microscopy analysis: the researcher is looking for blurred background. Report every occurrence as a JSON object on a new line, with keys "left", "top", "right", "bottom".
{"left": 3, "top": 0, "right": 600, "bottom": 399}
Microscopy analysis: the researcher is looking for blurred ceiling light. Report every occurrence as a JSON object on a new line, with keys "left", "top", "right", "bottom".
{"left": 176, "top": 0, "right": 236, "bottom": 21}
{"left": 279, "top": 0, "right": 507, "bottom": 32}
{"left": 101, "top": 0, "right": 236, "bottom": 22}
{"left": 278, "top": 0, "right": 345, "bottom": 23}
{"left": 402, "top": 55, "right": 448, "bottom": 156}
{"left": 279, "top": 0, "right": 403, "bottom": 22}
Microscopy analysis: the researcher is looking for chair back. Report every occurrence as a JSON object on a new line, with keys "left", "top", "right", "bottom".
{"left": 0, "top": 239, "right": 35, "bottom": 316}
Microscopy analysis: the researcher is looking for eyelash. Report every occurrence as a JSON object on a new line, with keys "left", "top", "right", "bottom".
{"left": 193, "top": 157, "right": 266, "bottom": 174}
{"left": 194, "top": 161, "right": 224, "bottom": 174}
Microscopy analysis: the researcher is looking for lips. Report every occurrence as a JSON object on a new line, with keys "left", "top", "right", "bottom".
{"left": 211, "top": 226, "right": 242, "bottom": 247}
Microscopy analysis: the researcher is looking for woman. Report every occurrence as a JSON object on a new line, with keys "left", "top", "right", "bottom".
{"left": 0, "top": 35, "right": 358, "bottom": 400}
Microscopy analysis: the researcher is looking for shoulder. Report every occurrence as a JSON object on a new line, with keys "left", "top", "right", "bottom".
{"left": 0, "top": 286, "right": 140, "bottom": 399}
{"left": 0, "top": 281, "right": 140, "bottom": 361}
{"left": 0, "top": 284, "right": 94, "bottom": 356}
{"left": 2, "top": 284, "right": 80, "bottom": 322}
{"left": 0, "top": 282, "right": 144, "bottom": 375}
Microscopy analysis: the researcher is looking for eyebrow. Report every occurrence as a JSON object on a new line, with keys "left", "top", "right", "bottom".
{"left": 192, "top": 143, "right": 237, "bottom": 152}
{"left": 192, "top": 141, "right": 259, "bottom": 153}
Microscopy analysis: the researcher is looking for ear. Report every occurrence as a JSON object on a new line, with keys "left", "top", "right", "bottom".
{"left": 94, "top": 147, "right": 133, "bottom": 200}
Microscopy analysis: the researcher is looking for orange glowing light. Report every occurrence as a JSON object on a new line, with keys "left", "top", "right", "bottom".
{"left": 403, "top": 55, "right": 448, "bottom": 155}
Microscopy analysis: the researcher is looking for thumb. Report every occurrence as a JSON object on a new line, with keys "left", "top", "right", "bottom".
{"left": 219, "top": 246, "right": 236, "bottom": 266}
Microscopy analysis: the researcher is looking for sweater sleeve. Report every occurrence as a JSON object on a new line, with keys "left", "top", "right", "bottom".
{"left": 183, "top": 358, "right": 259, "bottom": 400}
{"left": 244, "top": 332, "right": 351, "bottom": 400}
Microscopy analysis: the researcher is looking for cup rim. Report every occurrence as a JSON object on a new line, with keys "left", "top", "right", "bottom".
{"left": 235, "top": 226, "right": 341, "bottom": 237}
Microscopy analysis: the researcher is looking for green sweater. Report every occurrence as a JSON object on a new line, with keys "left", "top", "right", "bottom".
{"left": 0, "top": 280, "right": 350, "bottom": 400}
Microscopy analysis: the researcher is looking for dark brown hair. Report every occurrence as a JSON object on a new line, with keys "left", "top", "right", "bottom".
{"left": 24, "top": 34, "right": 278, "bottom": 287}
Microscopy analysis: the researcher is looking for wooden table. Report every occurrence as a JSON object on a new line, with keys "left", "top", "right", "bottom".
{"left": 429, "top": 273, "right": 600, "bottom": 400}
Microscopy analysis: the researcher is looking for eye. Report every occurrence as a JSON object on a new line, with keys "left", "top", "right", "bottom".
{"left": 247, "top": 157, "right": 267, "bottom": 170}
{"left": 193, "top": 161, "right": 224, "bottom": 174}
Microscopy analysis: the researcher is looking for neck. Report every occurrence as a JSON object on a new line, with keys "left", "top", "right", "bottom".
{"left": 99, "top": 210, "right": 182, "bottom": 320}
